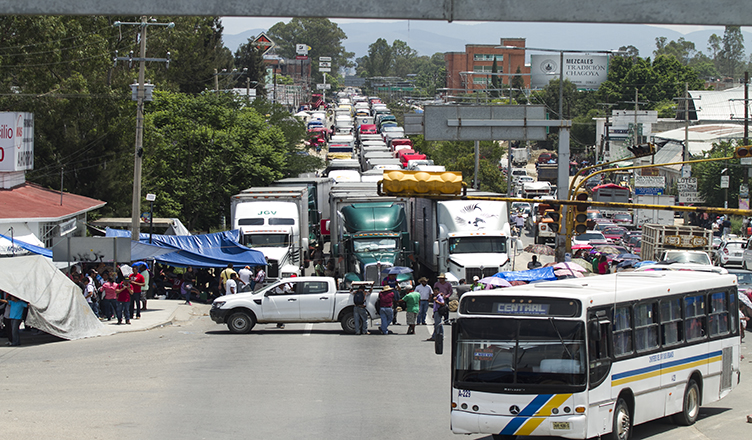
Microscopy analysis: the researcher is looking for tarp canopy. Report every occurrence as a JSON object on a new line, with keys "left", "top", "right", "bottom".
{"left": 0, "top": 255, "right": 113, "bottom": 340}
{"left": 105, "top": 229, "right": 266, "bottom": 268}
{"left": 0, "top": 233, "right": 52, "bottom": 258}
{"left": 493, "top": 266, "right": 558, "bottom": 282}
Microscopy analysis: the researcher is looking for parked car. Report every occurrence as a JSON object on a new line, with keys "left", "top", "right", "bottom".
{"left": 626, "top": 235, "right": 642, "bottom": 256}
{"left": 714, "top": 239, "right": 745, "bottom": 267}
{"left": 726, "top": 268, "right": 752, "bottom": 290}
{"left": 572, "top": 231, "right": 608, "bottom": 247}
{"left": 602, "top": 226, "right": 628, "bottom": 244}
{"left": 611, "top": 212, "right": 633, "bottom": 227}
{"left": 662, "top": 250, "right": 713, "bottom": 266}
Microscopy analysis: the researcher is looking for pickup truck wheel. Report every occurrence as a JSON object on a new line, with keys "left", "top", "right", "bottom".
{"left": 340, "top": 311, "right": 356, "bottom": 334}
{"left": 227, "top": 311, "right": 255, "bottom": 334}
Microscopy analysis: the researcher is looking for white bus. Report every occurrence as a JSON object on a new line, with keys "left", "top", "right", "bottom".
{"left": 451, "top": 270, "right": 741, "bottom": 440}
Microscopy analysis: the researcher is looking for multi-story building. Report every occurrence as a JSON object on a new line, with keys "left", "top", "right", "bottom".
{"left": 445, "top": 38, "right": 530, "bottom": 95}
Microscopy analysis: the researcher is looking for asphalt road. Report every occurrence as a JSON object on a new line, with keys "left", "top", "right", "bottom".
{"left": 1, "top": 310, "right": 751, "bottom": 440}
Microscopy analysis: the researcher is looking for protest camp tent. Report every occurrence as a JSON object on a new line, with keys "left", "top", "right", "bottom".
{"left": 0, "top": 255, "right": 113, "bottom": 340}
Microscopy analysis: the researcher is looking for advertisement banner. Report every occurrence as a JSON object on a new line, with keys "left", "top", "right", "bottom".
{"left": 531, "top": 54, "right": 609, "bottom": 89}
{"left": 635, "top": 175, "right": 665, "bottom": 188}
{"left": 0, "top": 112, "right": 33, "bottom": 172}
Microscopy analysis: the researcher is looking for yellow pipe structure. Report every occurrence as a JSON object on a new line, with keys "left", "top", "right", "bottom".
{"left": 570, "top": 156, "right": 735, "bottom": 199}
{"left": 567, "top": 156, "right": 636, "bottom": 199}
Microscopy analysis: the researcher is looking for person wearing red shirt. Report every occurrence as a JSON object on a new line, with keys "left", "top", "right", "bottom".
{"left": 129, "top": 269, "right": 146, "bottom": 319}
{"left": 378, "top": 287, "right": 396, "bottom": 335}
{"left": 99, "top": 272, "right": 119, "bottom": 321}
{"left": 115, "top": 279, "right": 133, "bottom": 325}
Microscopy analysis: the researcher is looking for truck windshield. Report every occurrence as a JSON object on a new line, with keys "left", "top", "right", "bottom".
{"left": 243, "top": 234, "right": 290, "bottom": 248}
{"left": 454, "top": 318, "right": 586, "bottom": 391}
{"left": 353, "top": 238, "right": 398, "bottom": 253}
{"left": 449, "top": 237, "right": 506, "bottom": 254}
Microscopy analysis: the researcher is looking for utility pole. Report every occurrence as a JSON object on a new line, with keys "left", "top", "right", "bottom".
{"left": 596, "top": 103, "right": 616, "bottom": 163}
{"left": 113, "top": 17, "right": 173, "bottom": 241}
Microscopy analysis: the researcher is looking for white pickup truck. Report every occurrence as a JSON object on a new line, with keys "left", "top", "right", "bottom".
{"left": 209, "top": 277, "right": 379, "bottom": 334}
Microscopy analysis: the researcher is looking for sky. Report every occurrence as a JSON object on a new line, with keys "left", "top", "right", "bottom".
{"left": 219, "top": 17, "right": 726, "bottom": 37}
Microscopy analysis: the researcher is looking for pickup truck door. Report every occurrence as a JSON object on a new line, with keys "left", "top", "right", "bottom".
{"left": 298, "top": 281, "right": 336, "bottom": 320}
{"left": 262, "top": 282, "right": 301, "bottom": 321}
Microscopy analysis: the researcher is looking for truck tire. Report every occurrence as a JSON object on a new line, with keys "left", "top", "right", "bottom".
{"left": 340, "top": 310, "right": 356, "bottom": 334}
{"left": 672, "top": 379, "right": 700, "bottom": 426}
{"left": 227, "top": 311, "right": 255, "bottom": 334}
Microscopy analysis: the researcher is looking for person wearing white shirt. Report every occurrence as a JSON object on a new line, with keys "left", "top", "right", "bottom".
{"left": 225, "top": 273, "right": 238, "bottom": 295}
{"left": 414, "top": 277, "right": 433, "bottom": 325}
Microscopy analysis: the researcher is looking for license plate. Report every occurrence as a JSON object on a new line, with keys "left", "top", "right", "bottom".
{"left": 552, "top": 422, "right": 571, "bottom": 430}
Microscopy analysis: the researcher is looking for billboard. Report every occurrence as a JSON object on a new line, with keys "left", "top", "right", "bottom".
{"left": 0, "top": 112, "right": 33, "bottom": 172}
{"left": 531, "top": 54, "right": 609, "bottom": 89}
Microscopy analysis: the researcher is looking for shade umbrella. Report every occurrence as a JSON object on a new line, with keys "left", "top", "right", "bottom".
{"left": 479, "top": 277, "right": 512, "bottom": 288}
{"left": 523, "top": 244, "right": 556, "bottom": 256}
{"left": 554, "top": 262, "right": 587, "bottom": 272}
{"left": 555, "top": 269, "right": 584, "bottom": 278}
{"left": 593, "top": 245, "right": 621, "bottom": 255}
{"left": 571, "top": 244, "right": 593, "bottom": 250}
{"left": 633, "top": 260, "right": 657, "bottom": 268}
{"left": 508, "top": 280, "right": 528, "bottom": 286}
{"left": 615, "top": 253, "right": 640, "bottom": 261}
{"left": 382, "top": 266, "right": 413, "bottom": 275}
{"left": 571, "top": 258, "right": 594, "bottom": 272}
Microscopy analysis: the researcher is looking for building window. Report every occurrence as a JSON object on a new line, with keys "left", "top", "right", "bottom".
{"left": 472, "top": 77, "right": 489, "bottom": 85}
{"left": 473, "top": 54, "right": 504, "bottom": 62}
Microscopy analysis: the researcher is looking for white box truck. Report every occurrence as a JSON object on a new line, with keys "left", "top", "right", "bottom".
{"left": 412, "top": 196, "right": 512, "bottom": 286}
{"left": 634, "top": 195, "right": 675, "bottom": 228}
{"left": 231, "top": 187, "right": 310, "bottom": 279}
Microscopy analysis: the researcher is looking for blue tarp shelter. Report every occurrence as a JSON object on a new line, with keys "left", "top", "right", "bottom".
{"left": 0, "top": 233, "right": 52, "bottom": 258}
{"left": 493, "top": 266, "right": 558, "bottom": 282}
{"left": 105, "top": 229, "right": 266, "bottom": 268}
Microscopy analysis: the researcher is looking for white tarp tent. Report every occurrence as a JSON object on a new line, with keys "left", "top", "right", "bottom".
{"left": 0, "top": 255, "right": 114, "bottom": 340}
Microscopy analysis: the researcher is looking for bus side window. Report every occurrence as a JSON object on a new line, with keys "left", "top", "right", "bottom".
{"left": 708, "top": 291, "right": 730, "bottom": 336}
{"left": 684, "top": 295, "right": 706, "bottom": 341}
{"left": 634, "top": 301, "right": 659, "bottom": 352}
{"left": 588, "top": 313, "right": 611, "bottom": 389}
{"left": 660, "top": 297, "right": 683, "bottom": 346}
{"left": 612, "top": 305, "right": 633, "bottom": 357}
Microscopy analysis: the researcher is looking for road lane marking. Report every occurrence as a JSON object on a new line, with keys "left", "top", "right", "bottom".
{"left": 304, "top": 323, "right": 313, "bottom": 336}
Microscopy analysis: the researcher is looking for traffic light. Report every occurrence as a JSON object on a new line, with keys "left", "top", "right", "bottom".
{"left": 627, "top": 143, "right": 655, "bottom": 158}
{"left": 380, "top": 170, "right": 466, "bottom": 197}
{"left": 734, "top": 145, "right": 752, "bottom": 158}
{"left": 537, "top": 203, "right": 563, "bottom": 234}
{"left": 572, "top": 191, "right": 589, "bottom": 235}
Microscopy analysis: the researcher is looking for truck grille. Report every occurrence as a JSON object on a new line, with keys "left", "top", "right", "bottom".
{"left": 465, "top": 267, "right": 498, "bottom": 281}
{"left": 365, "top": 264, "right": 391, "bottom": 283}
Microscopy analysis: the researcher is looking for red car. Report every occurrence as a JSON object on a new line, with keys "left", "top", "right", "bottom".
{"left": 602, "top": 226, "right": 628, "bottom": 244}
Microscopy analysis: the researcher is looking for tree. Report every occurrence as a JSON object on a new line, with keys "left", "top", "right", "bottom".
{"left": 357, "top": 38, "right": 393, "bottom": 78}
{"left": 391, "top": 40, "right": 417, "bottom": 78}
{"left": 267, "top": 18, "right": 353, "bottom": 83}
{"left": 234, "top": 38, "right": 267, "bottom": 90}
{"left": 490, "top": 58, "right": 500, "bottom": 98}
{"left": 718, "top": 26, "right": 745, "bottom": 78}
{"left": 143, "top": 91, "right": 319, "bottom": 231}
{"left": 693, "top": 141, "right": 743, "bottom": 208}
{"left": 653, "top": 37, "right": 698, "bottom": 65}
{"left": 511, "top": 66, "right": 526, "bottom": 103}
{"left": 413, "top": 53, "right": 446, "bottom": 97}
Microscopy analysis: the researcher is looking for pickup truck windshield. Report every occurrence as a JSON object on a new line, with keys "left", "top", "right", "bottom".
{"left": 243, "top": 234, "right": 290, "bottom": 248}
{"left": 353, "top": 238, "right": 398, "bottom": 253}
{"left": 454, "top": 318, "right": 586, "bottom": 391}
{"left": 449, "top": 237, "right": 507, "bottom": 254}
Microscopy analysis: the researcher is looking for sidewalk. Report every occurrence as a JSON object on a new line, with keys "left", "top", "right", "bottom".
{"left": 100, "top": 298, "right": 210, "bottom": 334}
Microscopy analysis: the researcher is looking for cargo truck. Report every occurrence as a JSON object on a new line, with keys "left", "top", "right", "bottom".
{"left": 335, "top": 202, "right": 416, "bottom": 289}
{"left": 634, "top": 195, "right": 674, "bottom": 228}
{"left": 640, "top": 223, "right": 713, "bottom": 261}
{"left": 231, "top": 187, "right": 310, "bottom": 279}
{"left": 271, "top": 177, "right": 333, "bottom": 245}
{"left": 412, "top": 196, "right": 512, "bottom": 286}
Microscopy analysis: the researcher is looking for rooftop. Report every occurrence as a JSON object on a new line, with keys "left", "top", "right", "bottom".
{"left": 0, "top": 182, "right": 105, "bottom": 222}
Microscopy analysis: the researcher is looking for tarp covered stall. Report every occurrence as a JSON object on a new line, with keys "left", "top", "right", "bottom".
{"left": 0, "top": 255, "right": 113, "bottom": 340}
{"left": 105, "top": 229, "right": 266, "bottom": 268}
{"left": 493, "top": 266, "right": 558, "bottom": 282}
{"left": 0, "top": 233, "right": 52, "bottom": 258}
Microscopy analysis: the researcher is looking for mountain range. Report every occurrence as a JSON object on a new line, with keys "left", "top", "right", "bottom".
{"left": 222, "top": 20, "right": 752, "bottom": 66}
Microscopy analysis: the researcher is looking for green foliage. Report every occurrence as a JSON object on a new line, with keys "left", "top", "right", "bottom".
{"left": 718, "top": 26, "right": 745, "bottom": 78}
{"left": 143, "top": 91, "right": 318, "bottom": 231}
{"left": 266, "top": 18, "right": 353, "bottom": 83}
{"left": 692, "top": 141, "right": 743, "bottom": 208}
{"left": 410, "top": 136, "right": 506, "bottom": 193}
{"left": 233, "top": 37, "right": 266, "bottom": 89}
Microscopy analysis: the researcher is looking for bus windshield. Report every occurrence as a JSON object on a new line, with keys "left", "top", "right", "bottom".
{"left": 449, "top": 237, "right": 507, "bottom": 254}
{"left": 454, "top": 318, "right": 586, "bottom": 391}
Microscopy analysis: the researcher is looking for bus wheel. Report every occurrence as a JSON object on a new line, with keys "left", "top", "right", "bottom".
{"left": 608, "top": 398, "right": 632, "bottom": 440}
{"left": 673, "top": 379, "right": 700, "bottom": 426}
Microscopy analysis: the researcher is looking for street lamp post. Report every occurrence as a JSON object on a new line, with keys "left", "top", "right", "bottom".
{"left": 146, "top": 193, "right": 156, "bottom": 244}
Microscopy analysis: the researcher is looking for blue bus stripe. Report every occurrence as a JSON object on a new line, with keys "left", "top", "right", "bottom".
{"left": 500, "top": 394, "right": 553, "bottom": 436}
{"left": 611, "top": 350, "right": 722, "bottom": 381}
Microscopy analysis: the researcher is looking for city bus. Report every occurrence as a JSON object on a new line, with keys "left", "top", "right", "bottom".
{"left": 450, "top": 270, "right": 741, "bottom": 440}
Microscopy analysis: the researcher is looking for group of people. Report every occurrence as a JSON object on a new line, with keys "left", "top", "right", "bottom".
{"left": 70, "top": 263, "right": 148, "bottom": 325}
{"left": 0, "top": 292, "right": 28, "bottom": 346}
{"left": 350, "top": 273, "right": 454, "bottom": 341}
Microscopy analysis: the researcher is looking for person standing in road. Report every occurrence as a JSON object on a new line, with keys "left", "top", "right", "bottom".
{"left": 350, "top": 284, "right": 371, "bottom": 335}
{"left": 83, "top": 270, "right": 100, "bottom": 319}
{"left": 415, "top": 277, "right": 432, "bottom": 325}
{"left": 527, "top": 255, "right": 542, "bottom": 270}
{"left": 99, "top": 272, "right": 119, "bottom": 321}
{"left": 0, "top": 294, "right": 27, "bottom": 346}
{"left": 253, "top": 265, "right": 266, "bottom": 291}
{"left": 129, "top": 267, "right": 145, "bottom": 320}
{"left": 139, "top": 265, "right": 150, "bottom": 311}
{"left": 401, "top": 288, "right": 420, "bottom": 335}
{"left": 225, "top": 273, "right": 239, "bottom": 296}
{"left": 433, "top": 274, "right": 453, "bottom": 324}
{"left": 220, "top": 263, "right": 237, "bottom": 293}
{"left": 378, "top": 287, "right": 396, "bottom": 335}
{"left": 382, "top": 273, "right": 402, "bottom": 325}
{"left": 238, "top": 266, "right": 254, "bottom": 292}
{"left": 115, "top": 279, "right": 133, "bottom": 325}
{"left": 427, "top": 287, "right": 445, "bottom": 342}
